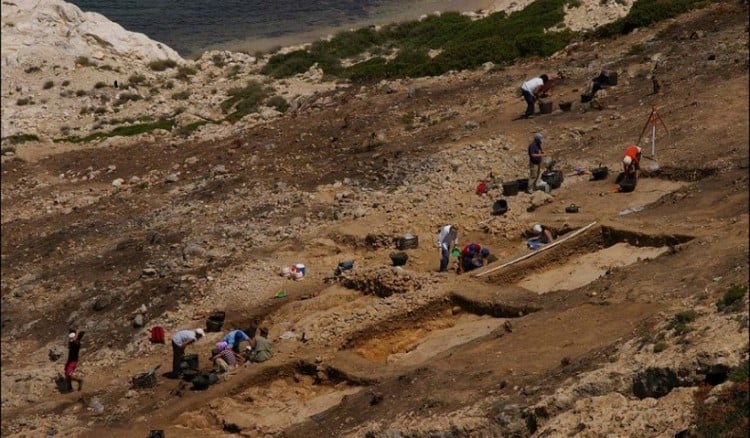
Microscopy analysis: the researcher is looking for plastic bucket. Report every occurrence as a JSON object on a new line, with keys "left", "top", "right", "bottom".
{"left": 294, "top": 264, "right": 306, "bottom": 276}
{"left": 502, "top": 181, "right": 519, "bottom": 196}
{"left": 538, "top": 101, "right": 554, "bottom": 114}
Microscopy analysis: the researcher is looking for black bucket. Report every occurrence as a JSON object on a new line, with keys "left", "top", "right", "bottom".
{"left": 181, "top": 368, "right": 199, "bottom": 382}
{"left": 541, "top": 170, "right": 564, "bottom": 189}
{"left": 390, "top": 251, "right": 408, "bottom": 266}
{"left": 181, "top": 354, "right": 199, "bottom": 371}
{"left": 191, "top": 374, "right": 210, "bottom": 391}
{"left": 559, "top": 102, "right": 572, "bottom": 112}
{"left": 397, "top": 234, "right": 419, "bottom": 250}
{"left": 492, "top": 199, "right": 508, "bottom": 215}
{"left": 591, "top": 167, "right": 609, "bottom": 181}
{"left": 502, "top": 181, "right": 519, "bottom": 196}
{"left": 132, "top": 372, "right": 157, "bottom": 389}
{"left": 581, "top": 93, "right": 593, "bottom": 103}
{"left": 208, "top": 311, "right": 225, "bottom": 322}
{"left": 618, "top": 173, "right": 638, "bottom": 192}
{"left": 205, "top": 319, "right": 223, "bottom": 332}
{"left": 516, "top": 178, "right": 529, "bottom": 192}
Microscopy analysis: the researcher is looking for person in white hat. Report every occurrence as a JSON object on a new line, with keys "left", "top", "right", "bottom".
{"left": 532, "top": 224, "right": 555, "bottom": 245}
{"left": 171, "top": 328, "right": 204, "bottom": 376}
{"left": 64, "top": 329, "right": 85, "bottom": 391}
{"left": 622, "top": 145, "right": 643, "bottom": 178}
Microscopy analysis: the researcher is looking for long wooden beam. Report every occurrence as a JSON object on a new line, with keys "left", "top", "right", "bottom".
{"left": 472, "top": 221, "right": 598, "bottom": 277}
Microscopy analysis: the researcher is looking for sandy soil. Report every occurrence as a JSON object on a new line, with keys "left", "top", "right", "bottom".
{"left": 1, "top": 2, "right": 748, "bottom": 437}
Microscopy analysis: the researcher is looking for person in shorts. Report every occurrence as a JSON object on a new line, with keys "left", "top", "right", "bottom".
{"left": 65, "top": 330, "right": 85, "bottom": 391}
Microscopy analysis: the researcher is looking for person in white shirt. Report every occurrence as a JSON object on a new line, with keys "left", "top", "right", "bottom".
{"left": 520, "top": 74, "right": 550, "bottom": 118}
{"left": 171, "top": 328, "right": 204, "bottom": 376}
{"left": 436, "top": 224, "right": 458, "bottom": 272}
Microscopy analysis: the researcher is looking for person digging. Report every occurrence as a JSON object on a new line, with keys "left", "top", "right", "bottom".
{"left": 171, "top": 328, "right": 204, "bottom": 377}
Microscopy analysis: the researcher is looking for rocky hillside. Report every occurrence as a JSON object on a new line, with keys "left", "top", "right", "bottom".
{"left": 1, "top": 0, "right": 748, "bottom": 437}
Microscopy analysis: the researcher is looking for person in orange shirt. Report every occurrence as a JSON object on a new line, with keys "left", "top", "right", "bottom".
{"left": 622, "top": 145, "right": 643, "bottom": 178}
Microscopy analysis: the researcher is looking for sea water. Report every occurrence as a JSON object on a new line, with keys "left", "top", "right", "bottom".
{"left": 68, "top": 0, "right": 494, "bottom": 57}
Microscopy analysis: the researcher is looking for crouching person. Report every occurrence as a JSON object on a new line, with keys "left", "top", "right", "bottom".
{"left": 211, "top": 341, "right": 242, "bottom": 373}
{"left": 246, "top": 328, "right": 273, "bottom": 363}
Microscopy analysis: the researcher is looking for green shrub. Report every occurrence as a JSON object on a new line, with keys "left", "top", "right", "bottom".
{"left": 596, "top": 0, "right": 713, "bottom": 38}
{"left": 94, "top": 81, "right": 108, "bottom": 89}
{"left": 266, "top": 95, "right": 289, "bottom": 113}
{"left": 94, "top": 107, "right": 107, "bottom": 115}
{"left": 55, "top": 119, "right": 175, "bottom": 143}
{"left": 694, "top": 361, "right": 749, "bottom": 436}
{"left": 16, "top": 98, "right": 31, "bottom": 106}
{"left": 627, "top": 43, "right": 645, "bottom": 56}
{"left": 172, "top": 91, "right": 191, "bottom": 100}
{"left": 176, "top": 120, "right": 209, "bottom": 137}
{"left": 653, "top": 341, "right": 667, "bottom": 353}
{"left": 212, "top": 54, "right": 226, "bottom": 68}
{"left": 114, "top": 92, "right": 142, "bottom": 106}
{"left": 175, "top": 66, "right": 197, "bottom": 81}
{"left": 6, "top": 133, "right": 39, "bottom": 144}
{"left": 128, "top": 74, "right": 147, "bottom": 85}
{"left": 43, "top": 80, "right": 54, "bottom": 90}
{"left": 226, "top": 64, "right": 242, "bottom": 78}
{"left": 76, "top": 89, "right": 88, "bottom": 97}
{"left": 148, "top": 59, "right": 178, "bottom": 71}
{"left": 24, "top": 66, "right": 41, "bottom": 73}
{"left": 717, "top": 284, "right": 748, "bottom": 312}
{"left": 669, "top": 310, "right": 698, "bottom": 335}
{"left": 75, "top": 56, "right": 92, "bottom": 67}
{"left": 163, "top": 80, "right": 175, "bottom": 90}
{"left": 98, "top": 64, "right": 114, "bottom": 71}
{"left": 221, "top": 81, "right": 271, "bottom": 122}
{"left": 262, "top": 0, "right": 575, "bottom": 82}
{"left": 61, "top": 80, "right": 70, "bottom": 87}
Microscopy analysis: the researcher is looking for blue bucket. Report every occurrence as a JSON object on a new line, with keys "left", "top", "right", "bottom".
{"left": 294, "top": 264, "right": 306, "bottom": 276}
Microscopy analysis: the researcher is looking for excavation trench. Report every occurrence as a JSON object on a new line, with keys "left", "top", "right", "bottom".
{"left": 196, "top": 361, "right": 365, "bottom": 435}
{"left": 342, "top": 293, "right": 538, "bottom": 366}
{"left": 485, "top": 226, "right": 694, "bottom": 293}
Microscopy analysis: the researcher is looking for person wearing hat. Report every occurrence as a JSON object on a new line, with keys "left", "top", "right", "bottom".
{"left": 527, "top": 133, "right": 549, "bottom": 194}
{"left": 436, "top": 224, "right": 459, "bottom": 273}
{"left": 520, "top": 74, "right": 551, "bottom": 118}
{"left": 171, "top": 328, "right": 204, "bottom": 376}
{"left": 64, "top": 329, "right": 85, "bottom": 392}
{"left": 460, "top": 244, "right": 491, "bottom": 273}
{"left": 622, "top": 145, "right": 643, "bottom": 178}
{"left": 211, "top": 341, "right": 242, "bottom": 373}
{"left": 247, "top": 327, "right": 273, "bottom": 363}
{"left": 531, "top": 224, "right": 555, "bottom": 246}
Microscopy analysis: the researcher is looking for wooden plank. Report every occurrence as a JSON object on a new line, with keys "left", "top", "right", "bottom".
{"left": 472, "top": 221, "right": 598, "bottom": 278}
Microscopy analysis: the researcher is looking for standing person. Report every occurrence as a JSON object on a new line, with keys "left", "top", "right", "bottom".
{"left": 436, "top": 224, "right": 459, "bottom": 273}
{"left": 64, "top": 329, "right": 85, "bottom": 392}
{"left": 520, "top": 74, "right": 550, "bottom": 118}
{"left": 247, "top": 328, "right": 273, "bottom": 363}
{"left": 171, "top": 328, "right": 204, "bottom": 376}
{"left": 527, "top": 133, "right": 549, "bottom": 194}
{"left": 222, "top": 329, "right": 251, "bottom": 354}
{"left": 622, "top": 145, "right": 643, "bottom": 178}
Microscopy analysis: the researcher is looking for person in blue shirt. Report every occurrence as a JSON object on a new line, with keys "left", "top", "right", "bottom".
{"left": 223, "top": 329, "right": 251, "bottom": 354}
{"left": 527, "top": 133, "right": 549, "bottom": 194}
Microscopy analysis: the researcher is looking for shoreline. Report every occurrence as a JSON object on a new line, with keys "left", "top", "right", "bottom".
{"left": 174, "top": 0, "right": 521, "bottom": 57}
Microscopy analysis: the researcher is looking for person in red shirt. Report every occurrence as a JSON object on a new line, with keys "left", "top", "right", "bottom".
{"left": 65, "top": 330, "right": 84, "bottom": 392}
{"left": 623, "top": 145, "right": 643, "bottom": 178}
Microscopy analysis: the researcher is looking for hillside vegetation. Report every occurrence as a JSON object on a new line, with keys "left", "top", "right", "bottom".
{"left": 262, "top": 0, "right": 719, "bottom": 82}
